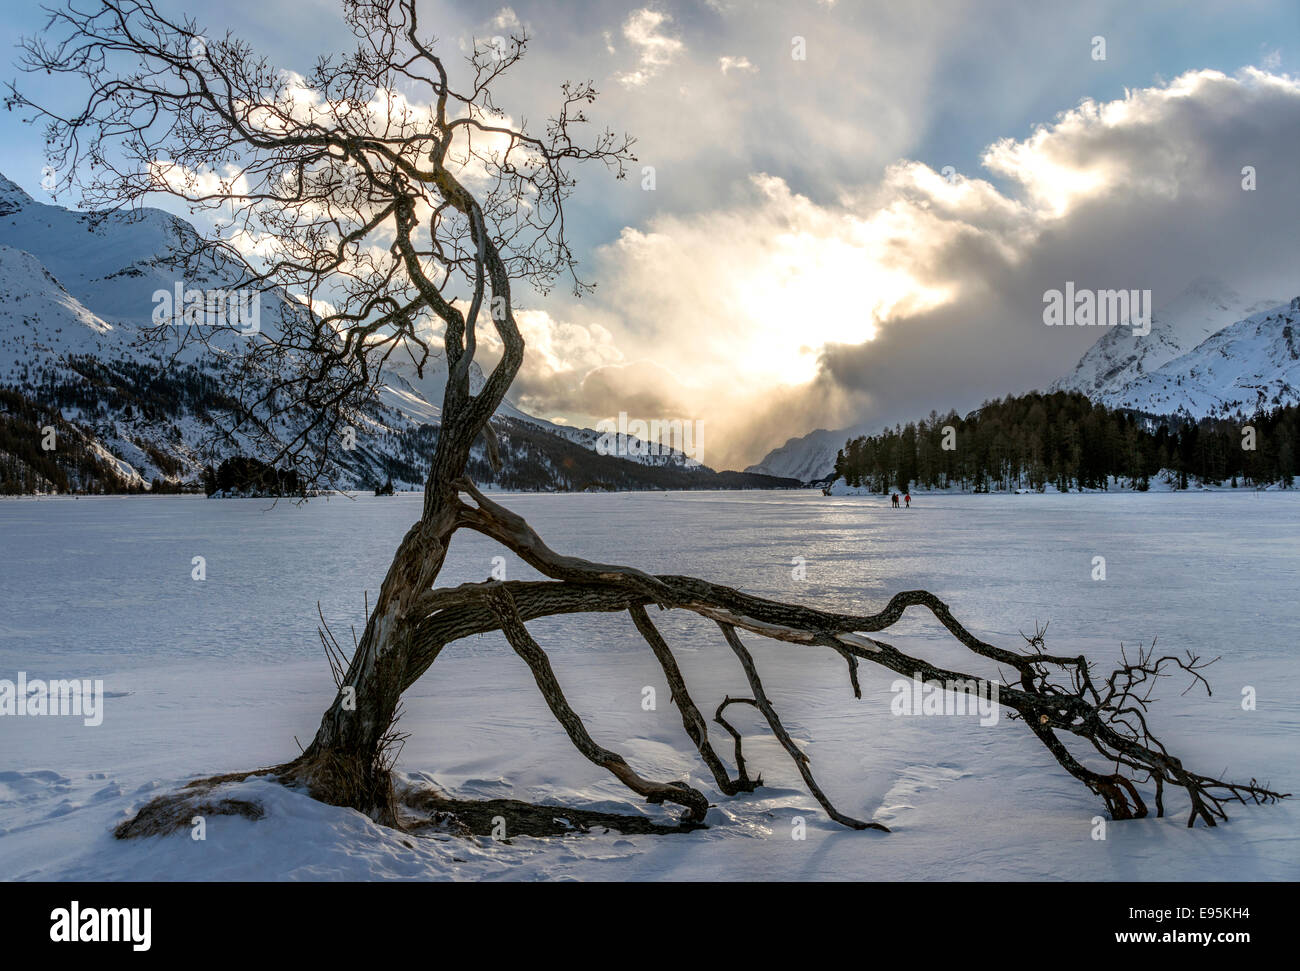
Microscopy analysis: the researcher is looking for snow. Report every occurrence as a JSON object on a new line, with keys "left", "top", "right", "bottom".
{"left": 1, "top": 489, "right": 1296, "bottom": 880}
{"left": 0, "top": 171, "right": 710, "bottom": 490}
{"left": 0, "top": 243, "right": 125, "bottom": 378}
{"left": 745, "top": 426, "right": 858, "bottom": 482}
{"left": 1051, "top": 276, "right": 1277, "bottom": 402}
{"left": 1112, "top": 300, "right": 1300, "bottom": 417}
{"left": 755, "top": 277, "right": 1298, "bottom": 486}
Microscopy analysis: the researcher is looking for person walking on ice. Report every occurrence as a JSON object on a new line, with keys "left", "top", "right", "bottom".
{"left": 891, "top": 492, "right": 899, "bottom": 508}
{"left": 904, "top": 493, "right": 911, "bottom": 508}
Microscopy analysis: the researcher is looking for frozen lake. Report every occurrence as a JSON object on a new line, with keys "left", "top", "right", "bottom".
{"left": 1, "top": 490, "right": 1297, "bottom": 880}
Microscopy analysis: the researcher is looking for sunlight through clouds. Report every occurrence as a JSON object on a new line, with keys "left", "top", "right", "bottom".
{"left": 505, "top": 67, "right": 1300, "bottom": 468}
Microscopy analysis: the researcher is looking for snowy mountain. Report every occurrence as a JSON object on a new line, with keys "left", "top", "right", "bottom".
{"left": 0, "top": 173, "right": 415, "bottom": 490}
{"left": 0, "top": 173, "right": 792, "bottom": 493}
{"left": 1050, "top": 277, "right": 1276, "bottom": 401}
{"left": 1051, "top": 274, "right": 1300, "bottom": 419}
{"left": 745, "top": 426, "right": 862, "bottom": 482}
{"left": 749, "top": 278, "right": 1299, "bottom": 486}
{"left": 0, "top": 242, "right": 120, "bottom": 368}
{"left": 1109, "top": 298, "right": 1300, "bottom": 417}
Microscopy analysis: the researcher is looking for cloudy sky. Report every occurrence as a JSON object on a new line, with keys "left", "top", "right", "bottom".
{"left": 3, "top": 0, "right": 1300, "bottom": 469}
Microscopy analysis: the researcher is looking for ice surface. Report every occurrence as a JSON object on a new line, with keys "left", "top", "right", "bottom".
{"left": 0, "top": 490, "right": 1296, "bottom": 880}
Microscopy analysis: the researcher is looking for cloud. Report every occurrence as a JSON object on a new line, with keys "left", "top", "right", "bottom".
{"left": 615, "top": 9, "right": 685, "bottom": 87}
{"left": 718, "top": 56, "right": 756, "bottom": 75}
{"left": 73, "top": 3, "right": 1300, "bottom": 472}
{"left": 490, "top": 7, "right": 520, "bottom": 30}
{"left": 513, "top": 68, "right": 1300, "bottom": 470}
{"left": 498, "top": 309, "right": 627, "bottom": 417}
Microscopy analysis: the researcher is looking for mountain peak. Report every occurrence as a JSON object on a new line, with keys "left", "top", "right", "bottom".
{"left": 0, "top": 172, "right": 35, "bottom": 216}
{"left": 1050, "top": 276, "right": 1275, "bottom": 400}
{"left": 1162, "top": 275, "right": 1245, "bottom": 320}
{"left": 1107, "top": 298, "right": 1300, "bottom": 416}
{"left": 1179, "top": 274, "right": 1236, "bottom": 300}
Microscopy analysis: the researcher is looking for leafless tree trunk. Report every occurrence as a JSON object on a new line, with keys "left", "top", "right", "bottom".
{"left": 14, "top": 0, "right": 1286, "bottom": 835}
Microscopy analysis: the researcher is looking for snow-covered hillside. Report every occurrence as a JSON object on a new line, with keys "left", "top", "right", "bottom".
{"left": 750, "top": 277, "right": 1299, "bottom": 486}
{"left": 1109, "top": 299, "right": 1300, "bottom": 417}
{"left": 0, "top": 173, "right": 408, "bottom": 488}
{"left": 1050, "top": 277, "right": 1276, "bottom": 401}
{"left": 0, "top": 173, "right": 768, "bottom": 493}
{"left": 0, "top": 242, "right": 121, "bottom": 371}
{"left": 1053, "top": 274, "right": 1300, "bottom": 419}
{"left": 745, "top": 426, "right": 861, "bottom": 482}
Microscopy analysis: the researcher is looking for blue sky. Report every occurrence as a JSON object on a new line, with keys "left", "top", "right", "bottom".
{"left": 3, "top": 1, "right": 1299, "bottom": 466}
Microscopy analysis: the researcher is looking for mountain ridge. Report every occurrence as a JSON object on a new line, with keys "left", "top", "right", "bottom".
{"left": 0, "top": 173, "right": 795, "bottom": 494}
{"left": 750, "top": 277, "right": 1299, "bottom": 483}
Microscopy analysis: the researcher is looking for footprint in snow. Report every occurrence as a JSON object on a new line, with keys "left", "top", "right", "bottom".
{"left": 0, "top": 769, "right": 73, "bottom": 804}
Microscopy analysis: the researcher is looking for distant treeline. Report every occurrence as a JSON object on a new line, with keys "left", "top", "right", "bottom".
{"left": 0, "top": 386, "right": 139, "bottom": 494}
{"left": 21, "top": 354, "right": 242, "bottom": 427}
{"left": 203, "top": 457, "right": 302, "bottom": 497}
{"left": 378, "top": 418, "right": 801, "bottom": 493}
{"left": 833, "top": 391, "right": 1299, "bottom": 493}
{"left": 5, "top": 342, "right": 807, "bottom": 494}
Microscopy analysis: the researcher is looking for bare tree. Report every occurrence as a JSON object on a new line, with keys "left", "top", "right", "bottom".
{"left": 13, "top": 0, "right": 1286, "bottom": 835}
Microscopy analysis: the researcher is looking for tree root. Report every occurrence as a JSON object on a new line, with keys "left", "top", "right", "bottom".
{"left": 399, "top": 789, "right": 704, "bottom": 838}
{"left": 114, "top": 788, "right": 265, "bottom": 839}
{"left": 629, "top": 604, "right": 758, "bottom": 796}
{"left": 274, "top": 747, "right": 402, "bottom": 828}
{"left": 714, "top": 697, "right": 765, "bottom": 790}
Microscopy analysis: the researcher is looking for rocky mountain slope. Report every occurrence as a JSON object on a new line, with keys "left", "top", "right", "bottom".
{"left": 0, "top": 174, "right": 794, "bottom": 494}
{"left": 1048, "top": 277, "right": 1275, "bottom": 402}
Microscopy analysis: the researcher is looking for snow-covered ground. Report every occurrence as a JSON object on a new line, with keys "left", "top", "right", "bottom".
{"left": 823, "top": 471, "right": 1284, "bottom": 495}
{"left": 1, "top": 490, "right": 1296, "bottom": 880}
